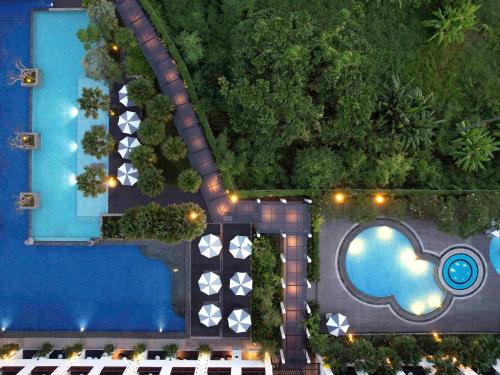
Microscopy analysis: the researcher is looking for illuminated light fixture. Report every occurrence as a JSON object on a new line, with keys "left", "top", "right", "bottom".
{"left": 173, "top": 268, "right": 179, "bottom": 273}
{"left": 68, "top": 174, "right": 77, "bottom": 186}
{"left": 159, "top": 328, "right": 163, "bottom": 333}
{"left": 427, "top": 294, "right": 442, "bottom": 309}
{"left": 374, "top": 194, "right": 386, "bottom": 205}
{"left": 348, "top": 238, "right": 364, "bottom": 255}
{"left": 347, "top": 333, "right": 354, "bottom": 343}
{"left": 69, "top": 142, "right": 78, "bottom": 152}
{"left": 189, "top": 211, "right": 199, "bottom": 220}
{"left": 80, "top": 327, "right": 85, "bottom": 332}
{"left": 432, "top": 332, "right": 441, "bottom": 343}
{"left": 377, "top": 225, "right": 393, "bottom": 240}
{"left": 411, "top": 259, "right": 429, "bottom": 274}
{"left": 229, "top": 194, "right": 238, "bottom": 203}
{"left": 400, "top": 247, "right": 416, "bottom": 267}
{"left": 111, "top": 44, "right": 119, "bottom": 51}
{"left": 1, "top": 327, "right": 6, "bottom": 331}
{"left": 411, "top": 301, "right": 425, "bottom": 316}
{"left": 334, "top": 192, "right": 346, "bottom": 204}
{"left": 69, "top": 106, "right": 78, "bottom": 118}
{"left": 107, "top": 176, "right": 117, "bottom": 188}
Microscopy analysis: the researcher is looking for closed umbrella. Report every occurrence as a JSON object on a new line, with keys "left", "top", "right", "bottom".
{"left": 198, "top": 304, "right": 222, "bottom": 327}
{"left": 118, "top": 84, "right": 134, "bottom": 107}
{"left": 228, "top": 309, "right": 251, "bottom": 333}
{"left": 229, "top": 272, "right": 253, "bottom": 296}
{"left": 118, "top": 136, "right": 140, "bottom": 159}
{"left": 198, "top": 271, "right": 222, "bottom": 295}
{"left": 198, "top": 234, "right": 222, "bottom": 258}
{"left": 118, "top": 111, "right": 140, "bottom": 134}
{"left": 229, "top": 236, "right": 252, "bottom": 259}
{"left": 326, "top": 313, "right": 349, "bottom": 337}
{"left": 117, "top": 162, "right": 139, "bottom": 186}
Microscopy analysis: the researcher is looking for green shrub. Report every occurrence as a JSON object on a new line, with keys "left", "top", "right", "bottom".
{"left": 390, "top": 335, "right": 422, "bottom": 367}
{"left": 251, "top": 236, "right": 281, "bottom": 353}
{"left": 103, "top": 344, "right": 114, "bottom": 356}
{"left": 307, "top": 209, "right": 322, "bottom": 282}
{"left": 0, "top": 343, "right": 20, "bottom": 359}
{"left": 77, "top": 87, "right": 109, "bottom": 119}
{"left": 138, "top": 118, "right": 166, "bottom": 146}
{"left": 119, "top": 202, "right": 207, "bottom": 243}
{"left": 81, "top": 125, "right": 114, "bottom": 159}
{"left": 76, "top": 165, "right": 106, "bottom": 198}
{"left": 176, "top": 31, "right": 204, "bottom": 66}
{"left": 83, "top": 46, "right": 124, "bottom": 85}
{"left": 137, "top": 167, "right": 165, "bottom": 197}
{"left": 126, "top": 44, "right": 155, "bottom": 81}
{"left": 161, "top": 136, "right": 187, "bottom": 161}
{"left": 146, "top": 94, "right": 175, "bottom": 123}
{"left": 163, "top": 344, "right": 178, "bottom": 358}
{"left": 128, "top": 77, "right": 156, "bottom": 106}
{"left": 133, "top": 343, "right": 147, "bottom": 356}
{"left": 35, "top": 342, "right": 53, "bottom": 358}
{"left": 461, "top": 335, "right": 500, "bottom": 373}
{"left": 63, "top": 343, "right": 83, "bottom": 359}
{"left": 130, "top": 145, "right": 157, "bottom": 171}
{"left": 197, "top": 344, "right": 211, "bottom": 355}
{"left": 177, "top": 168, "right": 202, "bottom": 193}
{"left": 101, "top": 216, "right": 123, "bottom": 239}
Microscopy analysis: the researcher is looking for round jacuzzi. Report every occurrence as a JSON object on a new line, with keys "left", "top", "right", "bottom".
{"left": 438, "top": 247, "right": 485, "bottom": 296}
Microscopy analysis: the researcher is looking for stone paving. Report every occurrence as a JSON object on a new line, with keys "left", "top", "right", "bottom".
{"left": 311, "top": 218, "right": 500, "bottom": 333}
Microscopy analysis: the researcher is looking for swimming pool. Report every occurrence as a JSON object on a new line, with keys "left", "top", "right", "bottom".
{"left": 0, "top": 3, "right": 184, "bottom": 333}
{"left": 31, "top": 10, "right": 107, "bottom": 241}
{"left": 442, "top": 253, "right": 478, "bottom": 290}
{"left": 343, "top": 225, "right": 445, "bottom": 317}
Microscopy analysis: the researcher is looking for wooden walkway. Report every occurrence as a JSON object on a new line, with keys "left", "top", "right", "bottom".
{"left": 114, "top": 0, "right": 311, "bottom": 367}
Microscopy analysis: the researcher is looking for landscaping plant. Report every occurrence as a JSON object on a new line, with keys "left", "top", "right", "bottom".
{"left": 177, "top": 168, "right": 202, "bottom": 193}
{"left": 127, "top": 77, "right": 156, "bottom": 107}
{"left": 161, "top": 136, "right": 187, "bottom": 161}
{"left": 76, "top": 164, "right": 107, "bottom": 198}
{"left": 77, "top": 87, "right": 109, "bottom": 119}
{"left": 81, "top": 125, "right": 115, "bottom": 159}
{"left": 130, "top": 145, "right": 157, "bottom": 171}
{"left": 138, "top": 118, "right": 166, "bottom": 146}
{"left": 137, "top": 167, "right": 166, "bottom": 197}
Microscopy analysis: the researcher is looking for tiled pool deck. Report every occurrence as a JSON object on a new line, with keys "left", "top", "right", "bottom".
{"left": 312, "top": 218, "right": 500, "bottom": 333}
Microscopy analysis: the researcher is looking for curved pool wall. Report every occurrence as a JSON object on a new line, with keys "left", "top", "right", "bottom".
{"left": 0, "top": 2, "right": 184, "bottom": 333}
{"left": 31, "top": 10, "right": 107, "bottom": 241}
{"left": 490, "top": 236, "right": 500, "bottom": 275}
{"left": 338, "top": 220, "right": 451, "bottom": 322}
{"left": 442, "top": 254, "right": 478, "bottom": 290}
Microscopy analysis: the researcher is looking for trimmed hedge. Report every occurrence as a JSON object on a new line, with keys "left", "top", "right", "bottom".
{"left": 137, "top": 0, "right": 232, "bottom": 189}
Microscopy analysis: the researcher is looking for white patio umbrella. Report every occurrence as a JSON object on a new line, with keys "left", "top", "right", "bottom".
{"left": 118, "top": 136, "right": 140, "bottom": 159}
{"left": 229, "top": 236, "right": 252, "bottom": 259}
{"left": 198, "top": 303, "right": 222, "bottom": 327}
{"left": 326, "top": 313, "right": 349, "bottom": 337}
{"left": 227, "top": 308, "right": 251, "bottom": 333}
{"left": 198, "top": 271, "right": 222, "bottom": 295}
{"left": 229, "top": 272, "right": 253, "bottom": 296}
{"left": 118, "top": 111, "right": 141, "bottom": 134}
{"left": 117, "top": 162, "right": 139, "bottom": 186}
{"left": 118, "top": 84, "right": 135, "bottom": 107}
{"left": 198, "top": 234, "right": 222, "bottom": 258}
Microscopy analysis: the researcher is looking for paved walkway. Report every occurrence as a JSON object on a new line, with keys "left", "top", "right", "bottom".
{"left": 115, "top": 0, "right": 311, "bottom": 366}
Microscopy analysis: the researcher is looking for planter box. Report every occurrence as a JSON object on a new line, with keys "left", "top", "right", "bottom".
{"left": 21, "top": 68, "right": 39, "bottom": 87}
{"left": 18, "top": 192, "right": 40, "bottom": 210}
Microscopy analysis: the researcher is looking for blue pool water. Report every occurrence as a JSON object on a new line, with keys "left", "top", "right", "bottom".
{"left": 0, "top": 2, "right": 184, "bottom": 332}
{"left": 345, "top": 226, "right": 444, "bottom": 315}
{"left": 490, "top": 236, "right": 500, "bottom": 275}
{"left": 442, "top": 253, "right": 478, "bottom": 290}
{"left": 31, "top": 11, "right": 107, "bottom": 241}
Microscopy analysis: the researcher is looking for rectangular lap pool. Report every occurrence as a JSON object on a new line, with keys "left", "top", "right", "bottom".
{"left": 31, "top": 10, "right": 107, "bottom": 241}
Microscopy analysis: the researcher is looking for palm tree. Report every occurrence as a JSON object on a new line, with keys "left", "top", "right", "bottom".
{"left": 146, "top": 94, "right": 175, "bottom": 123}
{"left": 161, "top": 136, "right": 187, "bottom": 161}
{"left": 177, "top": 168, "right": 202, "bottom": 193}
{"left": 77, "top": 87, "right": 109, "bottom": 119}
{"left": 81, "top": 125, "right": 115, "bottom": 159}
{"left": 423, "top": 0, "right": 480, "bottom": 45}
{"left": 450, "top": 122, "right": 499, "bottom": 172}
{"left": 76, "top": 165, "right": 107, "bottom": 197}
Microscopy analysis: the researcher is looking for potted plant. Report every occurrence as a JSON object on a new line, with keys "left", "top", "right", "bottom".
{"left": 16, "top": 192, "right": 40, "bottom": 211}
{"left": 103, "top": 344, "right": 115, "bottom": 357}
{"left": 63, "top": 343, "right": 83, "bottom": 359}
{"left": 133, "top": 343, "right": 147, "bottom": 359}
{"left": 10, "top": 131, "right": 40, "bottom": 150}
{"left": 76, "top": 164, "right": 107, "bottom": 197}
{"left": 163, "top": 344, "right": 178, "bottom": 360}
{"left": 0, "top": 343, "right": 20, "bottom": 359}
{"left": 35, "top": 342, "right": 53, "bottom": 358}
{"left": 81, "top": 125, "right": 115, "bottom": 159}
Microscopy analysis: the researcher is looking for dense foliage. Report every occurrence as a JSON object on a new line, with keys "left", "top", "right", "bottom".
{"left": 137, "top": 167, "right": 166, "bottom": 197}
{"left": 251, "top": 236, "right": 282, "bottom": 353}
{"left": 81, "top": 125, "right": 115, "bottom": 159}
{"left": 153, "top": 0, "right": 499, "bottom": 191}
{"left": 320, "top": 190, "right": 499, "bottom": 238}
{"left": 0, "top": 343, "right": 19, "bottom": 359}
{"left": 118, "top": 202, "right": 206, "bottom": 243}
{"left": 162, "top": 135, "right": 187, "bottom": 161}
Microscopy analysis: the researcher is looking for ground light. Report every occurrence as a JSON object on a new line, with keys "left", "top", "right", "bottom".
{"left": 111, "top": 44, "right": 119, "bottom": 52}
{"left": 433, "top": 332, "right": 441, "bottom": 343}
{"left": 188, "top": 211, "right": 199, "bottom": 220}
{"left": 347, "top": 333, "right": 354, "bottom": 343}
{"left": 107, "top": 176, "right": 117, "bottom": 188}
{"left": 69, "top": 106, "right": 78, "bottom": 118}
{"left": 230, "top": 193, "right": 239, "bottom": 203}
{"left": 374, "top": 193, "right": 386, "bottom": 205}
{"left": 333, "top": 192, "right": 346, "bottom": 204}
